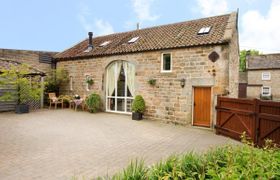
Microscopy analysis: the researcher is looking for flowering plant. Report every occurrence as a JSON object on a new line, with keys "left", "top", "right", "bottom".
{"left": 74, "top": 94, "right": 80, "bottom": 99}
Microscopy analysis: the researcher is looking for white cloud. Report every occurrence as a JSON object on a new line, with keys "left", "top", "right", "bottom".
{"left": 240, "top": 0, "right": 280, "bottom": 53}
{"left": 78, "top": 2, "right": 114, "bottom": 36}
{"left": 94, "top": 19, "right": 114, "bottom": 36}
{"left": 131, "top": 0, "right": 159, "bottom": 22}
{"left": 195, "top": 0, "right": 229, "bottom": 16}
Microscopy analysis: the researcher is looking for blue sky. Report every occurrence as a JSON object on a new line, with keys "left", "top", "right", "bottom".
{"left": 0, "top": 0, "right": 279, "bottom": 53}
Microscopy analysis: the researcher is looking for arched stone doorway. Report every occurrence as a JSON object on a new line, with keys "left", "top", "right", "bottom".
{"left": 105, "top": 61, "right": 135, "bottom": 113}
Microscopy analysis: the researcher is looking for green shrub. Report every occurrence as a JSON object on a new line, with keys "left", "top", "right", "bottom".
{"left": 85, "top": 93, "right": 101, "bottom": 113}
{"left": 111, "top": 159, "right": 147, "bottom": 180}
{"left": 132, "top": 95, "right": 145, "bottom": 113}
{"left": 101, "top": 140, "right": 280, "bottom": 180}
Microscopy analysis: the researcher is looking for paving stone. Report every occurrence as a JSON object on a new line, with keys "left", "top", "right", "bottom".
{"left": 0, "top": 109, "right": 238, "bottom": 179}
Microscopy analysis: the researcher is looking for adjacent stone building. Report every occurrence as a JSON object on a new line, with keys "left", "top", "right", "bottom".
{"left": 0, "top": 48, "right": 56, "bottom": 73}
{"left": 55, "top": 12, "right": 239, "bottom": 127}
{"left": 0, "top": 48, "right": 57, "bottom": 111}
{"left": 246, "top": 54, "right": 280, "bottom": 101}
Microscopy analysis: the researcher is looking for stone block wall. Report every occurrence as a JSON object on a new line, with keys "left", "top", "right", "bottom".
{"left": 247, "top": 70, "right": 280, "bottom": 100}
{"left": 0, "top": 48, "right": 56, "bottom": 73}
{"left": 57, "top": 43, "right": 237, "bottom": 125}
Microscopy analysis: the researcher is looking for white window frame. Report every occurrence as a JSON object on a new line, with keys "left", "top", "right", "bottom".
{"left": 161, "top": 53, "right": 172, "bottom": 73}
{"left": 85, "top": 75, "right": 90, "bottom": 91}
{"left": 69, "top": 76, "right": 73, "bottom": 91}
{"left": 261, "top": 86, "right": 271, "bottom": 96}
{"left": 262, "top": 72, "right": 271, "bottom": 80}
{"left": 105, "top": 61, "right": 134, "bottom": 114}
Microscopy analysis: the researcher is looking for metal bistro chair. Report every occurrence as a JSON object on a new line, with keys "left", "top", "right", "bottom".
{"left": 48, "top": 93, "right": 63, "bottom": 109}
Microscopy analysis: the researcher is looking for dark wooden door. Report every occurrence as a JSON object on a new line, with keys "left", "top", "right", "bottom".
{"left": 238, "top": 83, "right": 247, "bottom": 98}
{"left": 193, "top": 87, "right": 211, "bottom": 127}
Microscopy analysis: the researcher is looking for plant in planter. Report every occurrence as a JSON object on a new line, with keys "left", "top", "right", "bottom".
{"left": 85, "top": 93, "right": 101, "bottom": 113}
{"left": 74, "top": 94, "right": 81, "bottom": 99}
{"left": 132, "top": 95, "right": 146, "bottom": 120}
{"left": 45, "top": 68, "right": 69, "bottom": 96}
{"left": 148, "top": 79, "right": 156, "bottom": 86}
{"left": 0, "top": 64, "right": 41, "bottom": 113}
{"left": 86, "top": 77, "right": 94, "bottom": 86}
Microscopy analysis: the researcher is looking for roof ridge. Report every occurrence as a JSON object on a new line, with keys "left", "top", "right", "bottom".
{"left": 93, "top": 13, "right": 232, "bottom": 39}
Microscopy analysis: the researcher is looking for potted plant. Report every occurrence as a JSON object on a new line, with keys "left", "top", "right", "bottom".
{"left": 148, "top": 78, "right": 156, "bottom": 86}
{"left": 85, "top": 93, "right": 101, "bottom": 113}
{"left": 86, "top": 77, "right": 94, "bottom": 86}
{"left": 0, "top": 64, "right": 41, "bottom": 113}
{"left": 74, "top": 94, "right": 81, "bottom": 99}
{"left": 44, "top": 68, "right": 69, "bottom": 98}
{"left": 132, "top": 95, "right": 145, "bottom": 120}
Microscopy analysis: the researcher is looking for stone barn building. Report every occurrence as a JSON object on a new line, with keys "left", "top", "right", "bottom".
{"left": 54, "top": 12, "right": 239, "bottom": 128}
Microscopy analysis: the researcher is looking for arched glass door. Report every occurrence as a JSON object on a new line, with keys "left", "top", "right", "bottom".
{"left": 106, "top": 61, "right": 135, "bottom": 113}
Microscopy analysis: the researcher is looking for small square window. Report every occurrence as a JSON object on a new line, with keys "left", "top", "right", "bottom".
{"left": 197, "top": 26, "right": 212, "bottom": 35}
{"left": 262, "top": 86, "right": 271, "bottom": 96}
{"left": 128, "top": 37, "right": 139, "bottom": 43}
{"left": 262, "top": 72, "right": 271, "bottom": 80}
{"left": 161, "top": 53, "right": 172, "bottom": 72}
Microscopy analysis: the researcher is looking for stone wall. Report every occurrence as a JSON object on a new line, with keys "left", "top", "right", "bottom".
{"left": 239, "top": 72, "right": 248, "bottom": 83}
{"left": 247, "top": 70, "right": 280, "bottom": 100}
{"left": 224, "top": 12, "right": 239, "bottom": 98}
{"left": 57, "top": 42, "right": 238, "bottom": 125}
{"left": 0, "top": 48, "right": 56, "bottom": 73}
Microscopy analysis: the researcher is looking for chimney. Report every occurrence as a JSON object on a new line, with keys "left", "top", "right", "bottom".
{"left": 88, "top": 32, "right": 93, "bottom": 47}
{"left": 136, "top": 23, "right": 140, "bottom": 30}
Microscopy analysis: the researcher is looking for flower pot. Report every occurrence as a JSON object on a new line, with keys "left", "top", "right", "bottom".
{"left": 15, "top": 104, "right": 29, "bottom": 114}
{"left": 132, "top": 112, "right": 143, "bottom": 120}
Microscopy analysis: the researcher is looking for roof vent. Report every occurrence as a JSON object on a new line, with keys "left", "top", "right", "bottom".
{"left": 197, "top": 26, "right": 211, "bottom": 35}
{"left": 84, "top": 32, "right": 94, "bottom": 52}
{"left": 128, "top": 37, "right": 139, "bottom": 43}
{"left": 99, "top": 41, "right": 111, "bottom": 47}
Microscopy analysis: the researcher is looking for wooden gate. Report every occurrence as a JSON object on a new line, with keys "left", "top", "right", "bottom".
{"left": 216, "top": 97, "right": 280, "bottom": 146}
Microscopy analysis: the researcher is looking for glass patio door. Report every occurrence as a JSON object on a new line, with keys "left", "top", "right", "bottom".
{"left": 106, "top": 61, "right": 135, "bottom": 114}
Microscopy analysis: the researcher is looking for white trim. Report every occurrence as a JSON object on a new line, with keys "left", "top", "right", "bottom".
{"left": 261, "top": 86, "right": 271, "bottom": 96}
{"left": 161, "top": 53, "right": 172, "bottom": 73}
{"left": 262, "top": 72, "right": 271, "bottom": 81}
{"left": 85, "top": 75, "right": 90, "bottom": 91}
{"left": 69, "top": 76, "right": 73, "bottom": 91}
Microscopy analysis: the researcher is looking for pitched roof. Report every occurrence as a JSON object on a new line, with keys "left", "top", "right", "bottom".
{"left": 247, "top": 54, "right": 280, "bottom": 70}
{"left": 55, "top": 13, "right": 235, "bottom": 60}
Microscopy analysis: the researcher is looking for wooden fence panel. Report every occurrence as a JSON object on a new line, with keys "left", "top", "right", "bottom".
{"left": 216, "top": 96, "right": 280, "bottom": 146}
{"left": 216, "top": 97, "right": 257, "bottom": 142}
{"left": 257, "top": 101, "right": 280, "bottom": 146}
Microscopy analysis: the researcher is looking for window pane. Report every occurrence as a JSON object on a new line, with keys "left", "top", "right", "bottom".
{"left": 262, "top": 87, "right": 270, "bottom": 95}
{"left": 163, "top": 54, "right": 171, "bottom": 71}
{"left": 107, "top": 98, "right": 115, "bottom": 110}
{"left": 126, "top": 99, "right": 133, "bottom": 112}
{"left": 117, "top": 66, "right": 125, "bottom": 96}
{"left": 117, "top": 98, "right": 125, "bottom": 111}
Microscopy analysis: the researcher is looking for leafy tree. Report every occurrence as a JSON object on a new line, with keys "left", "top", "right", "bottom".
{"left": 45, "top": 68, "right": 69, "bottom": 93}
{"left": 239, "top": 49, "right": 260, "bottom": 72}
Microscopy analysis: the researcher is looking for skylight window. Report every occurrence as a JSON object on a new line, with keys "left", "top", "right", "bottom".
{"left": 99, "top": 41, "right": 111, "bottom": 47}
{"left": 197, "top": 26, "right": 212, "bottom": 35}
{"left": 128, "top": 37, "right": 139, "bottom": 43}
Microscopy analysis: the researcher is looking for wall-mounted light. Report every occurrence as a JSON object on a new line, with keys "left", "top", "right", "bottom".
{"left": 180, "top": 78, "right": 186, "bottom": 88}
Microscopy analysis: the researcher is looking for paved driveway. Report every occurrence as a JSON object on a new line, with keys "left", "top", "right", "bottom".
{"left": 0, "top": 109, "right": 237, "bottom": 179}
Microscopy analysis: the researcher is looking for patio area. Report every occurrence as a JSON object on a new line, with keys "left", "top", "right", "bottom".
{"left": 0, "top": 109, "right": 238, "bottom": 180}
